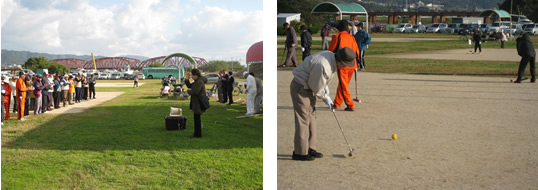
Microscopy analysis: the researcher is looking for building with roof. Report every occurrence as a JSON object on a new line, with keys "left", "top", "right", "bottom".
{"left": 311, "top": 2, "right": 369, "bottom": 31}
{"left": 246, "top": 41, "right": 263, "bottom": 79}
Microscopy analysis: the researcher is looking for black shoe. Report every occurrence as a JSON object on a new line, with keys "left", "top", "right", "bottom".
{"left": 514, "top": 80, "right": 521, "bottom": 83}
{"left": 531, "top": 78, "right": 536, "bottom": 83}
{"left": 344, "top": 107, "right": 354, "bottom": 111}
{"left": 292, "top": 152, "right": 315, "bottom": 161}
{"left": 278, "top": 64, "right": 287, "bottom": 68}
{"left": 308, "top": 148, "right": 323, "bottom": 158}
{"left": 227, "top": 103, "right": 233, "bottom": 105}
{"left": 190, "top": 135, "right": 201, "bottom": 138}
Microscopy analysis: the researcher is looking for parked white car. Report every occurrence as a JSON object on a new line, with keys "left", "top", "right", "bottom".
{"left": 523, "top": 23, "right": 538, "bottom": 35}
{"left": 405, "top": 24, "right": 426, "bottom": 33}
{"left": 426, "top": 23, "right": 448, "bottom": 33}
{"left": 110, "top": 73, "right": 122, "bottom": 80}
{"left": 394, "top": 23, "right": 412, "bottom": 33}
{"left": 98, "top": 73, "right": 110, "bottom": 80}
{"left": 442, "top": 23, "right": 460, "bottom": 34}
{"left": 488, "top": 21, "right": 511, "bottom": 35}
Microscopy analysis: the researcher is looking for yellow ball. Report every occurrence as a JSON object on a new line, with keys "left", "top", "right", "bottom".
{"left": 392, "top": 134, "right": 398, "bottom": 140}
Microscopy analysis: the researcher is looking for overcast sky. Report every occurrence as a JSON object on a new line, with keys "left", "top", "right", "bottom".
{"left": 1, "top": 0, "right": 263, "bottom": 64}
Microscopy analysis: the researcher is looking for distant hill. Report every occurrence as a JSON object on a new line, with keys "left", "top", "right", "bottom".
{"left": 1, "top": 49, "right": 150, "bottom": 66}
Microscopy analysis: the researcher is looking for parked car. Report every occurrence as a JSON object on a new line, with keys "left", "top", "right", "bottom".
{"left": 488, "top": 21, "right": 511, "bottom": 35}
{"left": 137, "top": 73, "right": 145, "bottom": 80}
{"left": 203, "top": 73, "right": 219, "bottom": 84}
{"left": 426, "top": 23, "right": 448, "bottom": 33}
{"left": 405, "top": 24, "right": 426, "bottom": 33}
{"left": 523, "top": 23, "right": 538, "bottom": 35}
{"left": 110, "top": 73, "right": 122, "bottom": 80}
{"left": 457, "top": 23, "right": 479, "bottom": 35}
{"left": 479, "top": 23, "right": 491, "bottom": 33}
{"left": 442, "top": 23, "right": 460, "bottom": 34}
{"left": 124, "top": 74, "right": 135, "bottom": 80}
{"left": 98, "top": 73, "right": 110, "bottom": 80}
{"left": 505, "top": 24, "right": 522, "bottom": 35}
{"left": 394, "top": 23, "right": 412, "bottom": 33}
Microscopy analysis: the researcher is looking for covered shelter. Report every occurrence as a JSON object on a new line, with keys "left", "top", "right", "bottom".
{"left": 246, "top": 41, "right": 263, "bottom": 79}
{"left": 311, "top": 2, "right": 368, "bottom": 31}
{"left": 479, "top": 10, "right": 511, "bottom": 23}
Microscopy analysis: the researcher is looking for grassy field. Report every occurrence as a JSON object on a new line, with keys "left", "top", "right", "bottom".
{"left": 1, "top": 80, "right": 262, "bottom": 189}
{"left": 278, "top": 33, "right": 538, "bottom": 76}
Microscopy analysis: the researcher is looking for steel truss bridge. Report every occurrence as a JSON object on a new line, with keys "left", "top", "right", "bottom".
{"left": 52, "top": 54, "right": 208, "bottom": 70}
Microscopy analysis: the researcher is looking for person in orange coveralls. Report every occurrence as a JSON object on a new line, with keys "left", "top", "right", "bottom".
{"left": 3, "top": 77, "right": 12, "bottom": 120}
{"left": 16, "top": 71, "right": 28, "bottom": 120}
{"left": 328, "top": 20, "right": 360, "bottom": 111}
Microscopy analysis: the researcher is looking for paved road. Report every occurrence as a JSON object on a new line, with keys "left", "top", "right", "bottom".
{"left": 277, "top": 70, "right": 538, "bottom": 189}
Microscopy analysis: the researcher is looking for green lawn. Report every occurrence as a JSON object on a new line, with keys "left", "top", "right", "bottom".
{"left": 278, "top": 34, "right": 538, "bottom": 76}
{"left": 2, "top": 80, "right": 262, "bottom": 189}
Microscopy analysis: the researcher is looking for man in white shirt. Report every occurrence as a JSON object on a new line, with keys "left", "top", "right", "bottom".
{"left": 243, "top": 71, "right": 257, "bottom": 116}
{"left": 290, "top": 47, "right": 356, "bottom": 161}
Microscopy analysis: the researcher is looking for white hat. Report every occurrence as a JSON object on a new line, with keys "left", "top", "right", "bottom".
{"left": 243, "top": 71, "right": 249, "bottom": 76}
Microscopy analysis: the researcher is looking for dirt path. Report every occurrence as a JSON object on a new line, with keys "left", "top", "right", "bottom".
{"left": 45, "top": 92, "right": 124, "bottom": 114}
{"left": 372, "top": 48, "right": 523, "bottom": 62}
{"left": 277, "top": 71, "right": 538, "bottom": 189}
{"left": 95, "top": 83, "right": 144, "bottom": 87}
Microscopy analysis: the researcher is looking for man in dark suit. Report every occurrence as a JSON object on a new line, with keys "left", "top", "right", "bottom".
{"left": 280, "top": 22, "right": 298, "bottom": 67}
{"left": 515, "top": 33, "right": 536, "bottom": 83}
{"left": 300, "top": 25, "right": 312, "bottom": 61}
{"left": 226, "top": 71, "right": 234, "bottom": 105}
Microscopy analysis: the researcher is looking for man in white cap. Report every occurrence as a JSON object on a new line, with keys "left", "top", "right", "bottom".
{"left": 289, "top": 47, "right": 356, "bottom": 161}
{"left": 243, "top": 71, "right": 257, "bottom": 116}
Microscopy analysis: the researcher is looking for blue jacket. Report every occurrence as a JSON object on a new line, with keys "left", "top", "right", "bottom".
{"left": 354, "top": 30, "right": 371, "bottom": 51}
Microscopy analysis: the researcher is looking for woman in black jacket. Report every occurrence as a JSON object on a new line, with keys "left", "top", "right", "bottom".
{"left": 472, "top": 29, "right": 482, "bottom": 54}
{"left": 185, "top": 69, "right": 207, "bottom": 138}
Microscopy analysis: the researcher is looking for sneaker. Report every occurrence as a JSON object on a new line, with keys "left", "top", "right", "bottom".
{"left": 344, "top": 107, "right": 354, "bottom": 111}
{"left": 308, "top": 148, "right": 324, "bottom": 158}
{"left": 292, "top": 152, "right": 315, "bottom": 161}
{"left": 19, "top": 118, "right": 26, "bottom": 121}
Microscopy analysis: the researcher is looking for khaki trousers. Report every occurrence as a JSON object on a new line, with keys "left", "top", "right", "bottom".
{"left": 290, "top": 80, "right": 317, "bottom": 155}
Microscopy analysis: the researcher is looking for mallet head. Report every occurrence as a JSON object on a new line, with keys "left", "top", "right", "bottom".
{"left": 348, "top": 148, "right": 355, "bottom": 157}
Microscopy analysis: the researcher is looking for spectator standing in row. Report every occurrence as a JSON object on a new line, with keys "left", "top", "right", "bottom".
{"left": 500, "top": 31, "right": 507, "bottom": 49}
{"left": 75, "top": 74, "right": 82, "bottom": 103}
{"left": 16, "top": 72, "right": 27, "bottom": 120}
{"left": 3, "top": 77, "right": 12, "bottom": 120}
{"left": 69, "top": 76, "right": 76, "bottom": 104}
{"left": 61, "top": 75, "right": 70, "bottom": 107}
{"left": 33, "top": 75, "right": 44, "bottom": 115}
{"left": 217, "top": 70, "right": 225, "bottom": 103}
{"left": 11, "top": 77, "right": 18, "bottom": 114}
{"left": 300, "top": 25, "right": 312, "bottom": 61}
{"left": 1, "top": 78, "right": 6, "bottom": 123}
{"left": 24, "top": 76, "right": 31, "bottom": 116}
{"left": 329, "top": 20, "right": 360, "bottom": 111}
{"left": 47, "top": 73, "right": 54, "bottom": 110}
{"left": 53, "top": 75, "right": 61, "bottom": 109}
{"left": 280, "top": 22, "right": 298, "bottom": 67}
{"left": 354, "top": 22, "right": 371, "bottom": 70}
{"left": 89, "top": 74, "right": 96, "bottom": 98}
{"left": 41, "top": 73, "right": 51, "bottom": 113}
{"left": 321, "top": 24, "right": 329, "bottom": 50}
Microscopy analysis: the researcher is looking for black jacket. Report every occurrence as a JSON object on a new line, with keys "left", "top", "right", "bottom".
{"left": 301, "top": 30, "right": 312, "bottom": 48}
{"left": 517, "top": 33, "right": 536, "bottom": 57}
{"left": 227, "top": 75, "right": 235, "bottom": 89}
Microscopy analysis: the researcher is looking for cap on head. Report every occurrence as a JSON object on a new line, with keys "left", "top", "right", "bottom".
{"left": 357, "top": 22, "right": 363, "bottom": 27}
{"left": 19, "top": 71, "right": 25, "bottom": 76}
{"left": 243, "top": 71, "right": 249, "bottom": 77}
{"left": 335, "top": 47, "right": 357, "bottom": 67}
{"left": 43, "top": 72, "right": 47, "bottom": 75}
{"left": 283, "top": 22, "right": 289, "bottom": 27}
{"left": 300, "top": 25, "right": 307, "bottom": 30}
{"left": 336, "top": 20, "right": 349, "bottom": 31}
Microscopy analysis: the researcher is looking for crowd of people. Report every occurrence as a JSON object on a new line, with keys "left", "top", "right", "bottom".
{"left": 1, "top": 71, "right": 96, "bottom": 123}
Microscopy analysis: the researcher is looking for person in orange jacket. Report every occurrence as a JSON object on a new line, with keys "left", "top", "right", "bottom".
{"left": 328, "top": 20, "right": 360, "bottom": 111}
{"left": 16, "top": 71, "right": 28, "bottom": 120}
{"left": 68, "top": 76, "right": 75, "bottom": 105}
{"left": 3, "top": 77, "right": 12, "bottom": 120}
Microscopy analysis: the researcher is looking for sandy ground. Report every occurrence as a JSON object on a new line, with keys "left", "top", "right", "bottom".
{"left": 277, "top": 37, "right": 448, "bottom": 48}
{"left": 373, "top": 48, "right": 525, "bottom": 62}
{"left": 95, "top": 83, "right": 144, "bottom": 87}
{"left": 277, "top": 70, "right": 538, "bottom": 189}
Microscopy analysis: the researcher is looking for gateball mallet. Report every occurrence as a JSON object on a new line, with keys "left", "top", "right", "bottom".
{"left": 331, "top": 107, "right": 355, "bottom": 157}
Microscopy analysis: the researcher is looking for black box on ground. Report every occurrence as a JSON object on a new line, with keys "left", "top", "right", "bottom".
{"left": 165, "top": 116, "right": 187, "bottom": 130}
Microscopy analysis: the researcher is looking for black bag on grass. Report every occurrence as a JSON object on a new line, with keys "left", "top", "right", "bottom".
{"left": 165, "top": 116, "right": 187, "bottom": 130}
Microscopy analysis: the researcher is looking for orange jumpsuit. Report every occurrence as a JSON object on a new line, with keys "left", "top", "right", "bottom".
{"left": 16, "top": 77, "right": 28, "bottom": 120}
{"left": 329, "top": 31, "right": 360, "bottom": 109}
{"left": 3, "top": 83, "right": 12, "bottom": 120}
